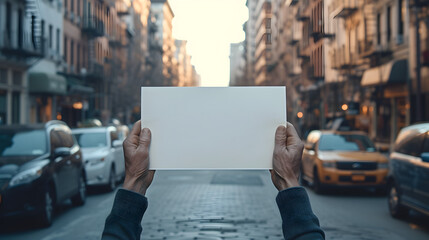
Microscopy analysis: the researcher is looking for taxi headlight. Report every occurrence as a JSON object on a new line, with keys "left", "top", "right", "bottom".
{"left": 322, "top": 161, "right": 336, "bottom": 168}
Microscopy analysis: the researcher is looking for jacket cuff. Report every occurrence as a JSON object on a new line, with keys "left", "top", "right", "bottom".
{"left": 110, "top": 189, "right": 148, "bottom": 223}
{"left": 276, "top": 187, "right": 324, "bottom": 240}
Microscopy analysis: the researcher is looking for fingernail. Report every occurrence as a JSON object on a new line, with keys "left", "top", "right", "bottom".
{"left": 143, "top": 128, "right": 149, "bottom": 134}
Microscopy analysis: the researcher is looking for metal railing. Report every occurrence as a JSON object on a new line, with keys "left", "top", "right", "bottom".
{"left": 0, "top": 30, "right": 46, "bottom": 58}
{"left": 82, "top": 16, "right": 105, "bottom": 38}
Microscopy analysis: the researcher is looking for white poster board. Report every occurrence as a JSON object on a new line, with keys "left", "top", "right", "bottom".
{"left": 141, "top": 87, "right": 286, "bottom": 169}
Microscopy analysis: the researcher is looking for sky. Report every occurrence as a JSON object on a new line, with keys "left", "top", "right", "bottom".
{"left": 169, "top": 0, "right": 248, "bottom": 87}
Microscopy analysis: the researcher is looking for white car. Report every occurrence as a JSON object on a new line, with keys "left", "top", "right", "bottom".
{"left": 72, "top": 126, "right": 125, "bottom": 191}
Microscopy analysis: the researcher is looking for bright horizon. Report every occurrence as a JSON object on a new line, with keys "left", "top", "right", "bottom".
{"left": 169, "top": 0, "right": 248, "bottom": 86}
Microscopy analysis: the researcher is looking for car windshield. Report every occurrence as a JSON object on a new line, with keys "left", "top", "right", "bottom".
{"left": 318, "top": 134, "right": 375, "bottom": 152}
{"left": 74, "top": 132, "right": 108, "bottom": 148}
{"left": 0, "top": 129, "right": 47, "bottom": 156}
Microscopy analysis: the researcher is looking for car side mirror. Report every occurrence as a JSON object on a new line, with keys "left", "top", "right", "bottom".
{"left": 53, "top": 147, "right": 71, "bottom": 158}
{"left": 421, "top": 153, "right": 429, "bottom": 163}
{"left": 112, "top": 140, "right": 122, "bottom": 148}
{"left": 304, "top": 143, "right": 315, "bottom": 151}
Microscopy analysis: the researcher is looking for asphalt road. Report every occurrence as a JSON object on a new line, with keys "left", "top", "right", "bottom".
{"left": 1, "top": 170, "right": 428, "bottom": 240}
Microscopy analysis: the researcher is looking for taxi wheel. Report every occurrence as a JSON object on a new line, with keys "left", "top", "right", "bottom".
{"left": 388, "top": 182, "right": 408, "bottom": 218}
{"left": 299, "top": 169, "right": 308, "bottom": 186}
{"left": 106, "top": 167, "right": 117, "bottom": 192}
{"left": 313, "top": 168, "right": 324, "bottom": 194}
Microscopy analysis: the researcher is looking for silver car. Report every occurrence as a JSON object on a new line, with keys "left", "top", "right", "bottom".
{"left": 72, "top": 126, "right": 125, "bottom": 191}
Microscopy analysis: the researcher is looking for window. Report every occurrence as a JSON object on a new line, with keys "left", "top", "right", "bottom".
{"left": 77, "top": 43, "right": 80, "bottom": 72}
{"left": 0, "top": 129, "right": 47, "bottom": 156}
{"left": 71, "top": 0, "right": 74, "bottom": 13}
{"left": 56, "top": 29, "right": 60, "bottom": 53}
{"left": 49, "top": 24, "right": 53, "bottom": 48}
{"left": 110, "top": 131, "right": 119, "bottom": 146}
{"left": 387, "top": 6, "right": 391, "bottom": 42}
{"left": 398, "top": 0, "right": 404, "bottom": 36}
{"left": 376, "top": 13, "right": 381, "bottom": 45}
{"left": 6, "top": 2, "right": 11, "bottom": 42}
{"left": 396, "top": 134, "right": 425, "bottom": 157}
{"left": 12, "top": 92, "right": 20, "bottom": 124}
{"left": 74, "top": 132, "right": 107, "bottom": 148}
{"left": 64, "top": 36, "right": 68, "bottom": 61}
{"left": 18, "top": 9, "right": 23, "bottom": 48}
{"left": 0, "top": 90, "right": 6, "bottom": 125}
{"left": 41, "top": 19, "right": 45, "bottom": 42}
{"left": 318, "top": 134, "right": 375, "bottom": 152}
{"left": 0, "top": 69, "right": 7, "bottom": 84}
{"left": 71, "top": 40, "right": 74, "bottom": 67}
{"left": 12, "top": 71, "right": 22, "bottom": 86}
{"left": 51, "top": 129, "right": 74, "bottom": 150}
{"left": 423, "top": 134, "right": 429, "bottom": 153}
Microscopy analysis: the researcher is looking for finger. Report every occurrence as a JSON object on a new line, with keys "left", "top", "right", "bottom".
{"left": 274, "top": 125, "right": 287, "bottom": 147}
{"left": 124, "top": 120, "right": 141, "bottom": 149}
{"left": 139, "top": 128, "right": 152, "bottom": 149}
{"left": 285, "top": 122, "right": 301, "bottom": 147}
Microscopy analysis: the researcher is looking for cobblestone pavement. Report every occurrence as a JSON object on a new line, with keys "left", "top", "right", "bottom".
{"left": 1, "top": 170, "right": 429, "bottom": 240}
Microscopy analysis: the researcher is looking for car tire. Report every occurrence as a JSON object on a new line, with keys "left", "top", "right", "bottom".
{"left": 71, "top": 173, "right": 86, "bottom": 206}
{"left": 388, "top": 182, "right": 408, "bottom": 218}
{"left": 299, "top": 166, "right": 308, "bottom": 186}
{"left": 106, "top": 167, "right": 117, "bottom": 192}
{"left": 39, "top": 186, "right": 54, "bottom": 228}
{"left": 313, "top": 168, "right": 324, "bottom": 194}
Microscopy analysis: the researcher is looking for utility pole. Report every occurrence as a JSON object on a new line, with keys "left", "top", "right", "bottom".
{"left": 414, "top": 4, "right": 422, "bottom": 122}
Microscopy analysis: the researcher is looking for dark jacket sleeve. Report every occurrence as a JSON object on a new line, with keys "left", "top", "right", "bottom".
{"left": 101, "top": 189, "right": 148, "bottom": 240}
{"left": 276, "top": 187, "right": 325, "bottom": 240}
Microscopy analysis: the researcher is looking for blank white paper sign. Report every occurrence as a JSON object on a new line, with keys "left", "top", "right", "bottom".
{"left": 141, "top": 87, "right": 286, "bottom": 169}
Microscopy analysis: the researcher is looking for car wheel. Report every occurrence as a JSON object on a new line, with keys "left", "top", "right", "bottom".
{"left": 106, "top": 167, "right": 117, "bottom": 192}
{"left": 71, "top": 174, "right": 86, "bottom": 206}
{"left": 299, "top": 166, "right": 308, "bottom": 186}
{"left": 39, "top": 186, "right": 54, "bottom": 227}
{"left": 388, "top": 182, "right": 408, "bottom": 218}
{"left": 313, "top": 168, "right": 324, "bottom": 194}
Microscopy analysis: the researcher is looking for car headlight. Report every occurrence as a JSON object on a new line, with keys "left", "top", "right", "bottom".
{"left": 9, "top": 166, "right": 43, "bottom": 187}
{"left": 378, "top": 162, "right": 389, "bottom": 169}
{"left": 87, "top": 157, "right": 106, "bottom": 166}
{"left": 322, "top": 161, "right": 336, "bottom": 168}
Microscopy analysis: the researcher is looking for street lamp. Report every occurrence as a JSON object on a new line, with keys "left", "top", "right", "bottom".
{"left": 341, "top": 104, "right": 348, "bottom": 111}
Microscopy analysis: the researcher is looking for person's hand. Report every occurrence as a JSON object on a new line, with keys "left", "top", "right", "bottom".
{"left": 270, "top": 122, "right": 304, "bottom": 191}
{"left": 122, "top": 120, "right": 155, "bottom": 195}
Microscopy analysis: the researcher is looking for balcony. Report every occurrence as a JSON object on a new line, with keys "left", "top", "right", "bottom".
{"left": 82, "top": 16, "right": 105, "bottom": 38}
{"left": 331, "top": 0, "right": 359, "bottom": 19}
{"left": 86, "top": 61, "right": 104, "bottom": 80}
{"left": 358, "top": 39, "right": 392, "bottom": 58}
{"left": 288, "top": 38, "right": 299, "bottom": 46}
{"left": 331, "top": 46, "right": 358, "bottom": 70}
{"left": 0, "top": 30, "right": 46, "bottom": 59}
{"left": 311, "top": 31, "right": 335, "bottom": 42}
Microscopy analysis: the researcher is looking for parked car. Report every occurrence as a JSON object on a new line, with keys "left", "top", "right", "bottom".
{"left": 0, "top": 121, "right": 86, "bottom": 227}
{"left": 72, "top": 127, "right": 125, "bottom": 191}
{"left": 387, "top": 123, "right": 429, "bottom": 218}
{"left": 301, "top": 130, "right": 389, "bottom": 194}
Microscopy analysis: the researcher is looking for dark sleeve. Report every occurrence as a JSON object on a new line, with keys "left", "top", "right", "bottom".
{"left": 101, "top": 189, "right": 148, "bottom": 240}
{"left": 276, "top": 187, "right": 325, "bottom": 240}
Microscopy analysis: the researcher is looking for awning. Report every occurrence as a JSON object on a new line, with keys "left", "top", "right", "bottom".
{"left": 361, "top": 59, "right": 408, "bottom": 86}
{"left": 29, "top": 73, "right": 67, "bottom": 95}
{"left": 67, "top": 77, "right": 94, "bottom": 94}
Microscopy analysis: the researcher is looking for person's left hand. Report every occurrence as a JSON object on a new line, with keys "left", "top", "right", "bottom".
{"left": 122, "top": 120, "right": 155, "bottom": 195}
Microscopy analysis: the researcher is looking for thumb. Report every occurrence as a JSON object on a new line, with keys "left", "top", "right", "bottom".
{"left": 274, "top": 125, "right": 287, "bottom": 147}
{"left": 139, "top": 128, "right": 152, "bottom": 149}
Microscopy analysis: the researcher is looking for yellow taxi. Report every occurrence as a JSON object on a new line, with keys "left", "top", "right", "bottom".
{"left": 301, "top": 130, "right": 388, "bottom": 194}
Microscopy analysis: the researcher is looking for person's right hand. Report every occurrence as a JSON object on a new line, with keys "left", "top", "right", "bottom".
{"left": 270, "top": 122, "right": 304, "bottom": 191}
{"left": 122, "top": 120, "right": 155, "bottom": 195}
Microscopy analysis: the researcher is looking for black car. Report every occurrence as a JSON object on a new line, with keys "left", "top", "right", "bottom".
{"left": 0, "top": 121, "right": 86, "bottom": 227}
{"left": 388, "top": 123, "right": 429, "bottom": 218}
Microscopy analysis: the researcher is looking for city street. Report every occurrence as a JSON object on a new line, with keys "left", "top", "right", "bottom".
{"left": 0, "top": 170, "right": 428, "bottom": 240}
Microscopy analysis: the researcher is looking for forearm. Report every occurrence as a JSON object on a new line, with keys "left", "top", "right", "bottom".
{"left": 102, "top": 189, "right": 148, "bottom": 240}
{"left": 276, "top": 187, "right": 325, "bottom": 240}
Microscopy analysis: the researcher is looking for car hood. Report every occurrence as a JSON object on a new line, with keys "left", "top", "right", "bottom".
{"left": 0, "top": 155, "right": 49, "bottom": 177}
{"left": 80, "top": 147, "right": 110, "bottom": 160}
{"left": 318, "top": 151, "right": 387, "bottom": 162}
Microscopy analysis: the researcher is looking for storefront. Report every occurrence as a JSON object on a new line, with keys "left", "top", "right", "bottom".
{"left": 361, "top": 59, "right": 410, "bottom": 144}
{"left": 28, "top": 72, "right": 67, "bottom": 123}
